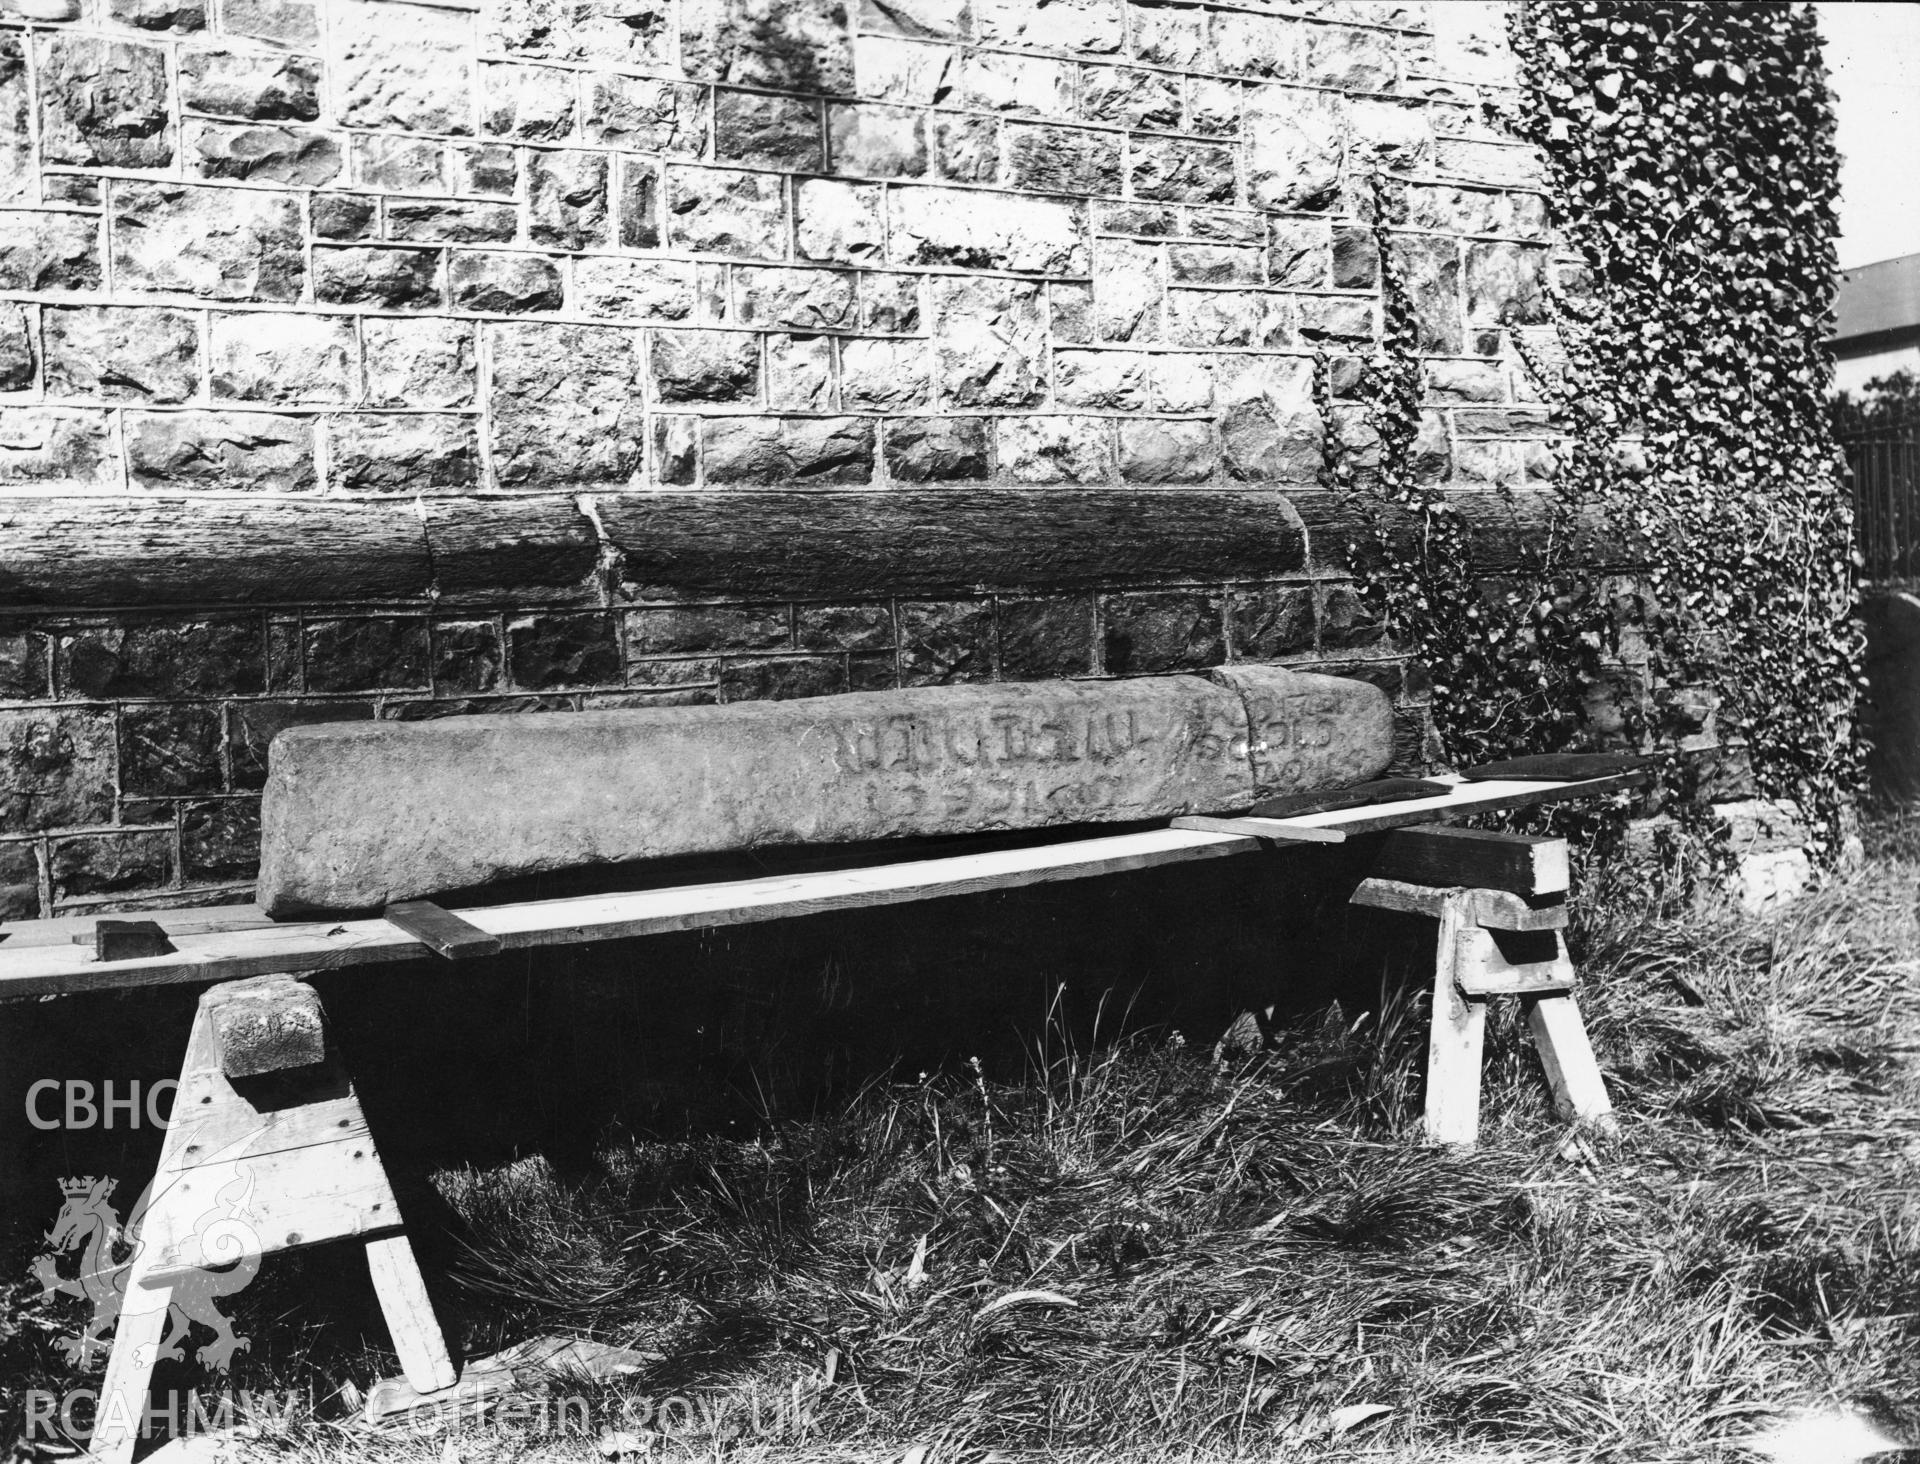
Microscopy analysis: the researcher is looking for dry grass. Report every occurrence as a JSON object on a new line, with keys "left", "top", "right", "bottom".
{"left": 5, "top": 817, "right": 1918, "bottom": 1463}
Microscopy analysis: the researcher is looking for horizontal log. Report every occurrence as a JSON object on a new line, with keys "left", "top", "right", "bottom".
{"left": 420, "top": 495, "right": 601, "bottom": 605}
{"left": 596, "top": 489, "right": 1308, "bottom": 600}
{"left": 0, "top": 497, "right": 432, "bottom": 609}
{"left": 1289, "top": 489, "right": 1637, "bottom": 577}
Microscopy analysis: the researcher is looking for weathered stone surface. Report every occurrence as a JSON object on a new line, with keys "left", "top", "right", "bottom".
{"left": 841, "top": 338, "right": 931, "bottom": 409}
{"left": 334, "top": 0, "right": 473, "bottom": 134}
{"left": 485, "top": 0, "right": 673, "bottom": 65}
{"left": 313, "top": 193, "right": 377, "bottom": 240}
{"left": 765, "top": 330, "right": 828, "bottom": 409}
{"left": 1, "top": 708, "right": 115, "bottom": 831}
{"left": 483, "top": 60, "right": 576, "bottom": 139}
{"left": 575, "top": 256, "right": 696, "bottom": 320}
{"left": 38, "top": 38, "right": 174, "bottom": 168}
{"left": 209, "top": 975, "right": 326, "bottom": 1076}
{"left": 451, "top": 251, "right": 564, "bottom": 313}
{"left": 0, "top": 210, "right": 99, "bottom": 292}
{"left": 1229, "top": 584, "right": 1313, "bottom": 659}
{"left": 1130, "top": 138, "right": 1235, "bottom": 203}
{"left": 959, "top": 50, "right": 1073, "bottom": 115}
{"left": 258, "top": 675, "right": 1249, "bottom": 911}
{"left": 0, "top": 408, "right": 119, "bottom": 489}
{"left": 0, "top": 302, "right": 32, "bottom": 390}
{"left": 737, "top": 265, "right": 855, "bottom": 329}
{"left": 0, "top": 840, "right": 36, "bottom": 921}
{"left": 1165, "top": 289, "right": 1288, "bottom": 348}
{"left": 861, "top": 271, "right": 921, "bottom": 333}
{"left": 181, "top": 49, "right": 320, "bottom": 119}
{"left": 1055, "top": 348, "right": 1146, "bottom": 410}
{"left": 328, "top": 413, "right": 478, "bottom": 494}
{"left": 47, "top": 831, "right": 171, "bottom": 902}
{"left": 457, "top": 142, "right": 519, "bottom": 196}
{"left": 978, "top": 0, "right": 1119, "bottom": 51}
{"left": 1092, "top": 238, "right": 1163, "bottom": 342}
{"left": 1102, "top": 590, "right": 1221, "bottom": 672}
{"left": 829, "top": 103, "right": 927, "bottom": 178}
{"left": 44, "top": 306, "right": 198, "bottom": 403}
{"left": 1005, "top": 123, "right": 1120, "bottom": 195}
{"left": 1247, "top": 88, "right": 1342, "bottom": 212}
{"left": 1131, "top": 4, "right": 1205, "bottom": 68}
{"left": 933, "top": 275, "right": 1045, "bottom": 407}
{"left": 1217, "top": 355, "right": 1320, "bottom": 483}
{"left": 356, "top": 134, "right": 446, "bottom": 191}
{"left": 586, "top": 75, "right": 705, "bottom": 152}
{"left": 704, "top": 415, "right": 873, "bottom": 483}
{"left": 1211, "top": 9, "right": 1297, "bottom": 77}
{"left": 1082, "top": 66, "right": 1178, "bottom": 129}
{"left": 797, "top": 179, "right": 885, "bottom": 264}
{"left": 222, "top": 0, "right": 320, "bottom": 46}
{"left": 529, "top": 149, "right": 609, "bottom": 249}
{"left": 113, "top": 183, "right": 304, "bottom": 301}
{"left": 108, "top": 0, "right": 206, "bottom": 30}
{"left": 651, "top": 328, "right": 760, "bottom": 402}
{"left": 191, "top": 120, "right": 341, "bottom": 183}
{"left": 617, "top": 155, "right": 662, "bottom": 248}
{"left": 1389, "top": 234, "right": 1462, "bottom": 353}
{"left": 681, "top": 0, "right": 854, "bottom": 92}
{"left": 0, "top": 38, "right": 30, "bottom": 205}
{"left": 890, "top": 185, "right": 1084, "bottom": 273}
{"left": 489, "top": 321, "right": 643, "bottom": 487}
{"left": 1211, "top": 664, "right": 1393, "bottom": 797}
{"left": 1120, "top": 418, "right": 1214, "bottom": 483}
{"left": 884, "top": 415, "right": 987, "bottom": 480}
{"left": 1348, "top": 96, "right": 1431, "bottom": 173}
{"left": 57, "top": 619, "right": 263, "bottom": 700}
{"left": 126, "top": 410, "right": 315, "bottom": 491}
{"left": 997, "top": 414, "right": 1109, "bottom": 483}
{"left": 386, "top": 199, "right": 517, "bottom": 244}
{"left": 211, "top": 311, "right": 356, "bottom": 403}
{"left": 716, "top": 88, "right": 823, "bottom": 171}
{"left": 314, "top": 245, "right": 442, "bottom": 309}
{"left": 1301, "top": 23, "right": 1396, "bottom": 90}
{"left": 1152, "top": 354, "right": 1213, "bottom": 412}
{"left": 668, "top": 164, "right": 786, "bottom": 257}
{"left": 934, "top": 113, "right": 997, "bottom": 182}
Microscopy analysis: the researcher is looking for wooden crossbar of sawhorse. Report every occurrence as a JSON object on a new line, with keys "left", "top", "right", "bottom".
{"left": 1349, "top": 826, "right": 1615, "bottom": 1146}
{"left": 89, "top": 974, "right": 454, "bottom": 1464}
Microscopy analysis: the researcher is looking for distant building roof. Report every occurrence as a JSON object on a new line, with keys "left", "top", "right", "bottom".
{"left": 1834, "top": 253, "right": 1920, "bottom": 355}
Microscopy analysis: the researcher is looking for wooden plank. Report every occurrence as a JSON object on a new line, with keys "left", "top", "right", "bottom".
{"left": 1423, "top": 892, "right": 1485, "bottom": 1146}
{"left": 1372, "top": 825, "right": 1571, "bottom": 897}
{"left": 0, "top": 903, "right": 279, "bottom": 952}
{"left": 1168, "top": 815, "right": 1348, "bottom": 844}
{"left": 1263, "top": 773, "right": 1646, "bottom": 833}
{"left": 1527, "top": 994, "right": 1616, "bottom": 1129}
{"left": 384, "top": 900, "right": 504, "bottom": 960}
{"left": 1452, "top": 925, "right": 1575, "bottom": 997}
{"left": 0, "top": 775, "right": 1639, "bottom": 1001}
{"left": 1350, "top": 878, "right": 1568, "bottom": 932}
{"left": 366, "top": 1233, "right": 459, "bottom": 1394}
{"left": 595, "top": 489, "right": 1308, "bottom": 600}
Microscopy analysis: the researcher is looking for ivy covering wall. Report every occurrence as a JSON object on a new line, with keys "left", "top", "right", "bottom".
{"left": 1348, "top": 0, "right": 1857, "bottom": 863}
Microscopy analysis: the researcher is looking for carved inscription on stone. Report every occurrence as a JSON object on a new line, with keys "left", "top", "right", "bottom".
{"left": 1208, "top": 665, "right": 1396, "bottom": 796}
{"left": 256, "top": 666, "right": 1394, "bottom": 914}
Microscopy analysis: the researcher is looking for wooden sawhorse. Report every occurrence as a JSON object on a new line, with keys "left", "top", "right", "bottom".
{"left": 90, "top": 975, "right": 454, "bottom": 1464}
{"left": 1351, "top": 825, "right": 1614, "bottom": 1145}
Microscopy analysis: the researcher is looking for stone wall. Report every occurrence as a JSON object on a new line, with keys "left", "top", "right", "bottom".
{"left": 0, "top": 0, "right": 1581, "bottom": 919}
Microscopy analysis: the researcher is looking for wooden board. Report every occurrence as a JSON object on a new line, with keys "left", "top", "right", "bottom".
{"left": 384, "top": 901, "right": 504, "bottom": 960}
{"left": 0, "top": 775, "right": 1638, "bottom": 1001}
{"left": 1350, "top": 877, "right": 1568, "bottom": 932}
{"left": 1169, "top": 815, "right": 1347, "bottom": 844}
{"left": 1372, "top": 825, "right": 1571, "bottom": 897}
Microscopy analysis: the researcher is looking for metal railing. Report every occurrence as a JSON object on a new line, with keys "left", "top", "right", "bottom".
{"left": 1838, "top": 405, "right": 1920, "bottom": 588}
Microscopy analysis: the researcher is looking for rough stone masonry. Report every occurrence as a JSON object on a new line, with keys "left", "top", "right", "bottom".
{"left": 255, "top": 664, "right": 1391, "bottom": 913}
{"left": 0, "top": 0, "right": 1607, "bottom": 920}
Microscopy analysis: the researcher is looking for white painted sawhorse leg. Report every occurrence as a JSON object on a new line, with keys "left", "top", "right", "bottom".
{"left": 1354, "top": 826, "right": 1615, "bottom": 1147}
{"left": 90, "top": 975, "right": 455, "bottom": 1464}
